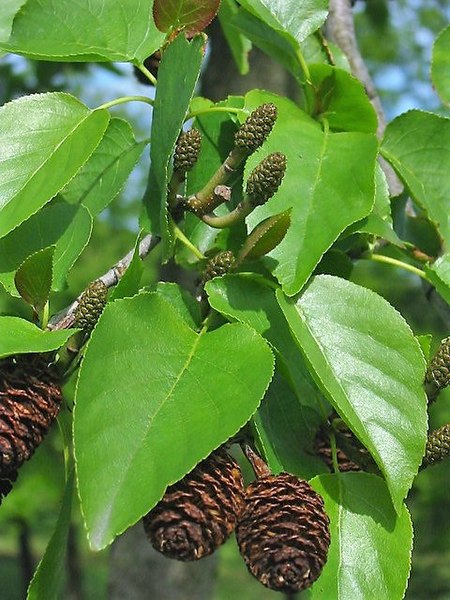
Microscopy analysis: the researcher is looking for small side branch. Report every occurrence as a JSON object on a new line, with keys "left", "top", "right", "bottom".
{"left": 48, "top": 233, "right": 160, "bottom": 331}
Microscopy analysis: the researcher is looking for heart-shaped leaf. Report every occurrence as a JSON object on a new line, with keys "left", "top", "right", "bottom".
{"left": 310, "top": 472, "right": 413, "bottom": 600}
{"left": 0, "top": 316, "right": 76, "bottom": 358}
{"left": 277, "top": 275, "right": 427, "bottom": 512}
{"left": 153, "top": 0, "right": 220, "bottom": 36}
{"left": 381, "top": 110, "right": 450, "bottom": 246}
{"left": 0, "top": 92, "right": 109, "bottom": 239}
{"left": 15, "top": 246, "right": 54, "bottom": 313}
{"left": 0, "top": 0, "right": 165, "bottom": 63}
{"left": 74, "top": 293, "right": 274, "bottom": 550}
{"left": 244, "top": 90, "right": 378, "bottom": 295}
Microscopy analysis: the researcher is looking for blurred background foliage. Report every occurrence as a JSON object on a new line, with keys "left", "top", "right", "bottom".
{"left": 0, "top": 0, "right": 450, "bottom": 598}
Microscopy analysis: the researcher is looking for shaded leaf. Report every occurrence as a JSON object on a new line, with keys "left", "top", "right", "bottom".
{"left": 0, "top": 0, "right": 25, "bottom": 40}
{"left": 15, "top": 246, "right": 54, "bottom": 312}
{"left": 62, "top": 118, "right": 146, "bottom": 217}
{"left": 244, "top": 90, "right": 378, "bottom": 295}
{"left": 0, "top": 0, "right": 164, "bottom": 63}
{"left": 154, "top": 0, "right": 220, "bottom": 36}
{"left": 154, "top": 282, "right": 202, "bottom": 329}
{"left": 310, "top": 473, "right": 413, "bottom": 600}
{"left": 141, "top": 34, "right": 205, "bottom": 258}
{"left": 218, "top": 0, "right": 251, "bottom": 75}
{"left": 238, "top": 0, "right": 328, "bottom": 45}
{"left": 109, "top": 235, "right": 144, "bottom": 302}
{"left": 425, "top": 253, "right": 450, "bottom": 305}
{"left": 431, "top": 26, "right": 450, "bottom": 106}
{"left": 27, "top": 472, "right": 74, "bottom": 600}
{"left": 0, "top": 93, "right": 109, "bottom": 239}
{"left": 74, "top": 293, "right": 274, "bottom": 550}
{"left": 277, "top": 275, "right": 427, "bottom": 512}
{"left": 237, "top": 209, "right": 291, "bottom": 265}
{"left": 310, "top": 65, "right": 377, "bottom": 133}
{"left": 381, "top": 110, "right": 450, "bottom": 246}
{"left": 0, "top": 316, "right": 76, "bottom": 358}
{"left": 0, "top": 202, "right": 92, "bottom": 295}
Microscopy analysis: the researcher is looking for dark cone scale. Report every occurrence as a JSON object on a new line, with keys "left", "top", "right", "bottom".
{"left": 173, "top": 128, "right": 202, "bottom": 173}
{"left": 235, "top": 103, "right": 277, "bottom": 153}
{"left": 425, "top": 336, "right": 450, "bottom": 401}
{"left": 236, "top": 473, "right": 330, "bottom": 594}
{"left": 422, "top": 424, "right": 450, "bottom": 468}
{"left": 0, "top": 354, "right": 63, "bottom": 491}
{"left": 246, "top": 152, "right": 287, "bottom": 207}
{"left": 74, "top": 280, "right": 108, "bottom": 332}
{"left": 202, "top": 251, "right": 235, "bottom": 284}
{"left": 143, "top": 448, "right": 245, "bottom": 561}
{"left": 314, "top": 427, "right": 362, "bottom": 473}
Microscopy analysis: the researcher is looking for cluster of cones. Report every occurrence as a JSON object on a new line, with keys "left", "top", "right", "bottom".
{"left": 143, "top": 447, "right": 331, "bottom": 594}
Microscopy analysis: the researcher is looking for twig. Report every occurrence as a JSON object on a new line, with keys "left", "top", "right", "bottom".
{"left": 326, "top": 0, "right": 402, "bottom": 195}
{"left": 48, "top": 233, "right": 160, "bottom": 331}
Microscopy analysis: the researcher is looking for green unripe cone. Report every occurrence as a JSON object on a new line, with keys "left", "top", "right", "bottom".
{"left": 422, "top": 424, "right": 450, "bottom": 468}
{"left": 173, "top": 128, "right": 202, "bottom": 173}
{"left": 426, "top": 336, "right": 450, "bottom": 394}
{"left": 202, "top": 251, "right": 235, "bottom": 283}
{"left": 74, "top": 280, "right": 108, "bottom": 332}
{"left": 246, "top": 152, "right": 287, "bottom": 206}
{"left": 234, "top": 104, "right": 277, "bottom": 153}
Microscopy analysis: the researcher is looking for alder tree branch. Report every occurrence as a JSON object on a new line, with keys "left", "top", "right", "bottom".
{"left": 326, "top": 0, "right": 403, "bottom": 195}
{"left": 48, "top": 233, "right": 161, "bottom": 331}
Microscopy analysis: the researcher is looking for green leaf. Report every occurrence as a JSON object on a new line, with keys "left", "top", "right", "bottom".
{"left": 0, "top": 0, "right": 165, "bottom": 63}
{"left": 0, "top": 92, "right": 109, "bottom": 239}
{"left": 381, "top": 110, "right": 450, "bottom": 246}
{"left": 349, "top": 165, "right": 403, "bottom": 246}
{"left": 238, "top": 0, "right": 328, "bottom": 45}
{"left": 425, "top": 253, "right": 450, "bottom": 305}
{"left": 206, "top": 274, "right": 324, "bottom": 433}
{"left": 52, "top": 205, "right": 93, "bottom": 291}
{"left": 62, "top": 119, "right": 146, "bottom": 217}
{"left": 153, "top": 0, "right": 220, "bottom": 36}
{"left": 0, "top": 202, "right": 92, "bottom": 295}
{"left": 252, "top": 371, "right": 326, "bottom": 479}
{"left": 141, "top": 34, "right": 205, "bottom": 258}
{"left": 237, "top": 209, "right": 291, "bottom": 265}
{"left": 309, "top": 65, "right": 377, "bottom": 133}
{"left": 27, "top": 472, "right": 74, "bottom": 600}
{"left": 74, "top": 293, "right": 274, "bottom": 550}
{"left": 310, "top": 473, "right": 413, "bottom": 600}
{"left": 0, "top": 316, "right": 76, "bottom": 358}
{"left": 0, "top": 0, "right": 25, "bottom": 40}
{"left": 109, "top": 235, "right": 144, "bottom": 302}
{"left": 154, "top": 282, "right": 202, "bottom": 329}
{"left": 218, "top": 0, "right": 251, "bottom": 75}
{"left": 277, "top": 275, "right": 427, "bottom": 512}
{"left": 14, "top": 246, "right": 54, "bottom": 312}
{"left": 431, "top": 26, "right": 450, "bottom": 106}
{"left": 244, "top": 90, "right": 378, "bottom": 295}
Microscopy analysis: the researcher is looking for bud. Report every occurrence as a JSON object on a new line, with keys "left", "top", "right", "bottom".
{"left": 236, "top": 473, "right": 330, "bottom": 593}
{"left": 74, "top": 280, "right": 108, "bottom": 332}
{"left": 246, "top": 152, "right": 287, "bottom": 206}
{"left": 173, "top": 128, "right": 202, "bottom": 173}
{"left": 143, "top": 448, "right": 245, "bottom": 561}
{"left": 234, "top": 103, "right": 277, "bottom": 153}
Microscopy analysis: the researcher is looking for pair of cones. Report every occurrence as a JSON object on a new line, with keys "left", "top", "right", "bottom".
{"left": 143, "top": 448, "right": 331, "bottom": 594}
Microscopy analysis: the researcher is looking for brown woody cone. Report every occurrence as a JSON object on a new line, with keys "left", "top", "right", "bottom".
{"left": 143, "top": 448, "right": 245, "bottom": 561}
{"left": 236, "top": 473, "right": 330, "bottom": 594}
{"left": 0, "top": 354, "right": 63, "bottom": 484}
{"left": 314, "top": 426, "right": 366, "bottom": 472}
